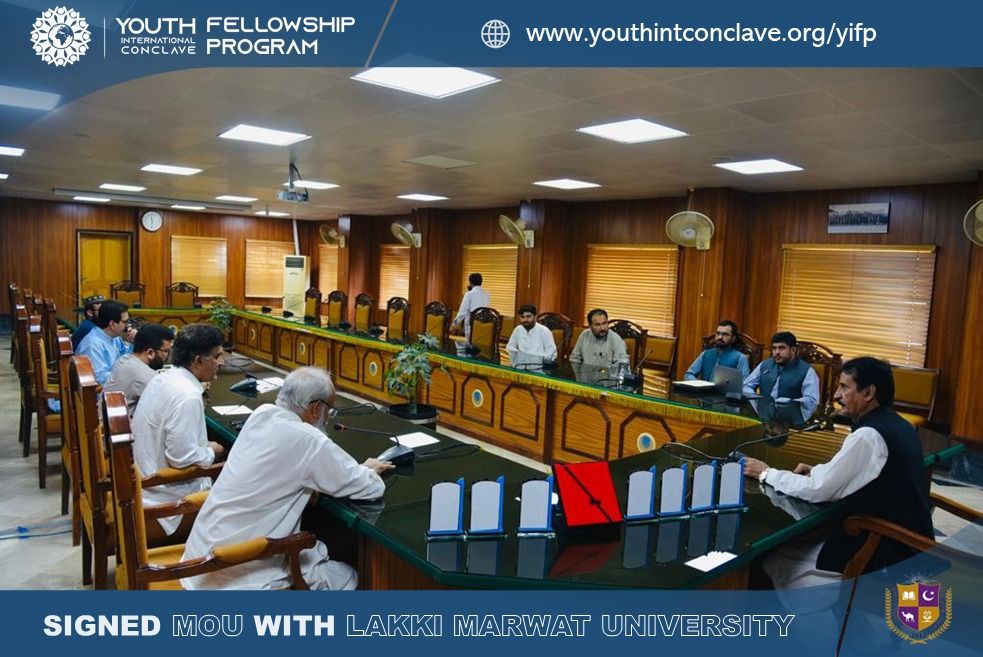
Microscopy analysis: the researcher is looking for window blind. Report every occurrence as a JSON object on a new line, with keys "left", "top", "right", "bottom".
{"left": 583, "top": 244, "right": 679, "bottom": 336}
{"left": 170, "top": 236, "right": 227, "bottom": 297}
{"left": 461, "top": 244, "right": 518, "bottom": 313}
{"left": 379, "top": 244, "right": 410, "bottom": 307}
{"left": 245, "top": 240, "right": 294, "bottom": 298}
{"left": 318, "top": 243, "right": 339, "bottom": 294}
{"left": 777, "top": 245, "right": 936, "bottom": 366}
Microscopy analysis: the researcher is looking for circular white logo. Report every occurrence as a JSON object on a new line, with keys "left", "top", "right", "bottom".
{"left": 481, "top": 19, "right": 510, "bottom": 49}
{"left": 31, "top": 6, "right": 91, "bottom": 67}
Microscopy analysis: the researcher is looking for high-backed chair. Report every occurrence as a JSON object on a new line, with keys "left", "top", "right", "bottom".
{"left": 796, "top": 340, "right": 843, "bottom": 407}
{"left": 14, "top": 306, "right": 34, "bottom": 454}
{"left": 353, "top": 293, "right": 374, "bottom": 332}
{"left": 22, "top": 289, "right": 35, "bottom": 316}
{"left": 56, "top": 335, "right": 81, "bottom": 545}
{"left": 892, "top": 366, "right": 939, "bottom": 427}
{"left": 8, "top": 283, "right": 21, "bottom": 363}
{"left": 385, "top": 296, "right": 410, "bottom": 342}
{"left": 534, "top": 312, "right": 573, "bottom": 361}
{"left": 304, "top": 287, "right": 321, "bottom": 322}
{"left": 39, "top": 298, "right": 61, "bottom": 364}
{"left": 31, "top": 320, "right": 62, "bottom": 489}
{"left": 645, "top": 335, "right": 678, "bottom": 376}
{"left": 104, "top": 391, "right": 316, "bottom": 590}
{"left": 167, "top": 282, "right": 198, "bottom": 308}
{"left": 469, "top": 307, "right": 502, "bottom": 361}
{"left": 424, "top": 301, "right": 452, "bottom": 348}
{"left": 110, "top": 280, "right": 145, "bottom": 307}
{"left": 609, "top": 319, "right": 648, "bottom": 370}
{"left": 326, "top": 290, "right": 347, "bottom": 327}
{"left": 701, "top": 331, "right": 764, "bottom": 370}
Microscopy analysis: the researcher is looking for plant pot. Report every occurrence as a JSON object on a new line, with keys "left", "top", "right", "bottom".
{"left": 388, "top": 403, "right": 438, "bottom": 431}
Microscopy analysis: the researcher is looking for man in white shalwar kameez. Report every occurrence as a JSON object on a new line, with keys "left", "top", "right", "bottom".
{"left": 181, "top": 367, "right": 394, "bottom": 590}
{"left": 506, "top": 304, "right": 557, "bottom": 367}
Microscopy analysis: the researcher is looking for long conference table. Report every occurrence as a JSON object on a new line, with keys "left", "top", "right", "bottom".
{"left": 130, "top": 307, "right": 964, "bottom": 590}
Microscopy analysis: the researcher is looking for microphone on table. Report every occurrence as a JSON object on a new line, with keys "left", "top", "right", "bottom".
{"left": 222, "top": 358, "right": 258, "bottom": 395}
{"left": 726, "top": 422, "right": 821, "bottom": 462}
{"left": 332, "top": 422, "right": 416, "bottom": 466}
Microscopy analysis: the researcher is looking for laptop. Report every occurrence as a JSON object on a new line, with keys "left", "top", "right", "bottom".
{"left": 713, "top": 366, "right": 761, "bottom": 400}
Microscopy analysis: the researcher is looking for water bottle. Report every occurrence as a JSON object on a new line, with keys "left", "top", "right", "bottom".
{"left": 616, "top": 354, "right": 630, "bottom": 386}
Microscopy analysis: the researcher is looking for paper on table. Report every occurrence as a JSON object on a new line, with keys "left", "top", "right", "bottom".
{"left": 674, "top": 380, "right": 716, "bottom": 389}
{"left": 685, "top": 551, "right": 737, "bottom": 572}
{"left": 255, "top": 377, "right": 283, "bottom": 394}
{"left": 211, "top": 405, "right": 254, "bottom": 416}
{"left": 389, "top": 431, "right": 440, "bottom": 448}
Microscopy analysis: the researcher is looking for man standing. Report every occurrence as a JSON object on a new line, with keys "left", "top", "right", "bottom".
{"left": 684, "top": 320, "right": 750, "bottom": 381}
{"left": 743, "top": 357, "right": 933, "bottom": 587}
{"left": 104, "top": 323, "right": 174, "bottom": 414}
{"left": 743, "top": 331, "right": 821, "bottom": 422}
{"left": 132, "top": 323, "right": 226, "bottom": 540}
{"left": 506, "top": 304, "right": 557, "bottom": 366}
{"left": 451, "top": 272, "right": 491, "bottom": 340}
{"left": 71, "top": 294, "right": 104, "bottom": 351}
{"left": 76, "top": 300, "right": 136, "bottom": 385}
{"left": 181, "top": 367, "right": 394, "bottom": 590}
{"left": 569, "top": 308, "right": 628, "bottom": 368}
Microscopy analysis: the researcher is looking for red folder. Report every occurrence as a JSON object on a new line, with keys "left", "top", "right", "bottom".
{"left": 552, "top": 461, "right": 623, "bottom": 528}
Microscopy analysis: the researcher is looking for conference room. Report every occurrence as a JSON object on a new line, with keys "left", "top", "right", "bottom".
{"left": 1, "top": 67, "right": 981, "bottom": 591}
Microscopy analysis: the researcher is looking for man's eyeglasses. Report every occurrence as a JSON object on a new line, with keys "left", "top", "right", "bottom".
{"left": 317, "top": 399, "right": 338, "bottom": 418}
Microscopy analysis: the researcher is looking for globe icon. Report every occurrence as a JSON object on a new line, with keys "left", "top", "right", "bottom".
{"left": 481, "top": 19, "right": 510, "bottom": 49}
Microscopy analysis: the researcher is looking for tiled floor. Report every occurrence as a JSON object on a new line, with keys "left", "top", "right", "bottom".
{"left": 0, "top": 336, "right": 979, "bottom": 589}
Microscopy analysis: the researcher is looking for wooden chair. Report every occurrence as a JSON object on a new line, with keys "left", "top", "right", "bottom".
{"left": 22, "top": 288, "right": 35, "bottom": 316}
{"left": 31, "top": 320, "right": 62, "bottom": 489}
{"left": 796, "top": 340, "right": 843, "bottom": 407}
{"left": 469, "top": 307, "right": 502, "bottom": 361}
{"left": 304, "top": 287, "right": 321, "bottom": 322}
{"left": 424, "top": 301, "right": 451, "bottom": 348}
{"left": 326, "top": 290, "right": 347, "bottom": 327}
{"left": 14, "top": 306, "right": 34, "bottom": 455}
{"left": 609, "top": 319, "right": 648, "bottom": 370}
{"left": 56, "top": 335, "right": 82, "bottom": 545}
{"left": 645, "top": 334, "right": 678, "bottom": 375}
{"left": 167, "top": 282, "right": 198, "bottom": 308}
{"left": 110, "top": 280, "right": 146, "bottom": 307}
{"left": 385, "top": 296, "right": 410, "bottom": 342}
{"left": 7, "top": 282, "right": 20, "bottom": 363}
{"left": 891, "top": 365, "right": 939, "bottom": 427}
{"left": 104, "top": 391, "right": 316, "bottom": 590}
{"left": 353, "top": 293, "right": 374, "bottom": 332}
{"left": 537, "top": 312, "right": 574, "bottom": 361}
{"left": 39, "top": 298, "right": 61, "bottom": 364}
{"left": 701, "top": 331, "right": 764, "bottom": 370}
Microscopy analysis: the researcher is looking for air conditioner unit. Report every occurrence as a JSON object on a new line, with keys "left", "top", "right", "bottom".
{"left": 282, "top": 255, "right": 309, "bottom": 317}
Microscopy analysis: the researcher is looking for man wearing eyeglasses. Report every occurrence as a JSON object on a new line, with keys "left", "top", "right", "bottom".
{"left": 104, "top": 323, "right": 174, "bottom": 414}
{"left": 182, "top": 367, "right": 394, "bottom": 590}
{"left": 132, "top": 323, "right": 227, "bottom": 543}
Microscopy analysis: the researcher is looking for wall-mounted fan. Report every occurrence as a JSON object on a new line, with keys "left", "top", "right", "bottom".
{"left": 391, "top": 222, "right": 422, "bottom": 248}
{"left": 318, "top": 224, "right": 346, "bottom": 248}
{"left": 965, "top": 199, "right": 983, "bottom": 247}
{"left": 666, "top": 210, "right": 714, "bottom": 250}
{"left": 498, "top": 214, "right": 534, "bottom": 248}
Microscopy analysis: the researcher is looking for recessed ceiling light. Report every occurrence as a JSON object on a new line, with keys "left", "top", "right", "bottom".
{"left": 352, "top": 67, "right": 500, "bottom": 99}
{"left": 283, "top": 180, "right": 338, "bottom": 190}
{"left": 578, "top": 118, "right": 688, "bottom": 144}
{"left": 215, "top": 195, "right": 258, "bottom": 203}
{"left": 74, "top": 196, "right": 111, "bottom": 203}
{"left": 0, "top": 173, "right": 8, "bottom": 180}
{"left": 0, "top": 84, "right": 60, "bottom": 111}
{"left": 171, "top": 204, "right": 205, "bottom": 211}
{"left": 533, "top": 178, "right": 601, "bottom": 190}
{"left": 142, "top": 163, "right": 202, "bottom": 176}
{"left": 0, "top": 146, "right": 25, "bottom": 157}
{"left": 218, "top": 124, "right": 312, "bottom": 146}
{"left": 256, "top": 210, "right": 290, "bottom": 217}
{"left": 713, "top": 158, "right": 803, "bottom": 175}
{"left": 397, "top": 193, "right": 448, "bottom": 202}
{"left": 100, "top": 183, "right": 146, "bottom": 192}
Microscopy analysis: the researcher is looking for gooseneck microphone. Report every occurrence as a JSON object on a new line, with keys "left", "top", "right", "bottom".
{"left": 727, "top": 422, "right": 822, "bottom": 462}
{"left": 332, "top": 422, "right": 416, "bottom": 466}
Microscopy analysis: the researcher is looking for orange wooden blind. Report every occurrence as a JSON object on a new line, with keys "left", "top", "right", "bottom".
{"left": 245, "top": 240, "right": 294, "bottom": 298}
{"left": 379, "top": 245, "right": 410, "bottom": 308}
{"left": 778, "top": 245, "right": 936, "bottom": 366}
{"left": 318, "top": 243, "right": 339, "bottom": 294}
{"left": 170, "top": 236, "right": 227, "bottom": 297}
{"left": 583, "top": 244, "right": 679, "bottom": 336}
{"left": 461, "top": 244, "right": 518, "bottom": 313}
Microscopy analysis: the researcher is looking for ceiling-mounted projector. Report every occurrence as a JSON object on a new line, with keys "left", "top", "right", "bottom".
{"left": 277, "top": 189, "right": 308, "bottom": 203}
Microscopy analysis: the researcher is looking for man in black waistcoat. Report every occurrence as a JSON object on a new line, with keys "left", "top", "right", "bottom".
{"left": 743, "top": 356, "right": 933, "bottom": 588}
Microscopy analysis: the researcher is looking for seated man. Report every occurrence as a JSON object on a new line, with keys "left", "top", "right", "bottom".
{"left": 684, "top": 319, "right": 750, "bottom": 381}
{"left": 103, "top": 323, "right": 174, "bottom": 414}
{"left": 76, "top": 300, "right": 136, "bottom": 385}
{"left": 743, "top": 331, "right": 820, "bottom": 422}
{"left": 181, "top": 367, "right": 394, "bottom": 590}
{"left": 743, "top": 357, "right": 933, "bottom": 587}
{"left": 569, "top": 308, "right": 628, "bottom": 368}
{"left": 132, "top": 323, "right": 226, "bottom": 541}
{"left": 506, "top": 304, "right": 557, "bottom": 367}
{"left": 70, "top": 294, "right": 104, "bottom": 351}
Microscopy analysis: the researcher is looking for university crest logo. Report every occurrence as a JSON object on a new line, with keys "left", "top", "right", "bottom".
{"left": 885, "top": 580, "right": 952, "bottom": 644}
{"left": 30, "top": 6, "right": 91, "bottom": 66}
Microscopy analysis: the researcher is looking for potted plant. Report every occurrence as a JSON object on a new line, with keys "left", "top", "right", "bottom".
{"left": 384, "top": 333, "right": 440, "bottom": 429}
{"left": 208, "top": 297, "right": 235, "bottom": 347}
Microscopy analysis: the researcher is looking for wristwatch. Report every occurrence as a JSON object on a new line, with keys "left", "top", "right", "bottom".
{"left": 758, "top": 468, "right": 770, "bottom": 484}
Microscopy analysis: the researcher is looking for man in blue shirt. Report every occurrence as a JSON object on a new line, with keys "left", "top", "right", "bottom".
{"left": 684, "top": 320, "right": 750, "bottom": 381}
{"left": 70, "top": 294, "right": 104, "bottom": 351}
{"left": 76, "top": 300, "right": 136, "bottom": 385}
{"left": 743, "top": 331, "right": 821, "bottom": 423}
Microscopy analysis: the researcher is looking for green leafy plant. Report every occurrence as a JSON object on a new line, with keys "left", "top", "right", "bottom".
{"left": 384, "top": 333, "right": 440, "bottom": 414}
{"left": 208, "top": 297, "right": 235, "bottom": 333}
